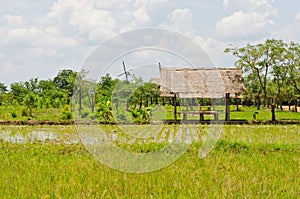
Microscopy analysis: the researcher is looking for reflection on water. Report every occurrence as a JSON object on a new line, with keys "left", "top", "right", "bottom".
{"left": 0, "top": 130, "right": 80, "bottom": 145}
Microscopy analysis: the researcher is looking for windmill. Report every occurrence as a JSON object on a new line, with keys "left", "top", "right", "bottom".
{"left": 117, "top": 61, "right": 133, "bottom": 83}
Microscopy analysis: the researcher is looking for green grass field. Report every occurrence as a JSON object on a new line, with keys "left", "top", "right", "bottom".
{"left": 0, "top": 125, "right": 299, "bottom": 198}
{"left": 1, "top": 105, "right": 300, "bottom": 122}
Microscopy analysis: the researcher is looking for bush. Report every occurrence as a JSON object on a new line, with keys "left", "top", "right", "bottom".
{"left": 130, "top": 107, "right": 151, "bottom": 124}
{"left": 21, "top": 108, "right": 29, "bottom": 117}
{"left": 10, "top": 110, "right": 17, "bottom": 118}
{"left": 61, "top": 106, "right": 73, "bottom": 120}
{"left": 61, "top": 110, "right": 72, "bottom": 120}
{"left": 80, "top": 111, "right": 89, "bottom": 118}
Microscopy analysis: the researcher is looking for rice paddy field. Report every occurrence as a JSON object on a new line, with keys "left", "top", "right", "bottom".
{"left": 0, "top": 124, "right": 299, "bottom": 198}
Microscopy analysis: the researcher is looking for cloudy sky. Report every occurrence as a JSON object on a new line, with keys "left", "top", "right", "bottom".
{"left": 1, "top": 0, "right": 300, "bottom": 85}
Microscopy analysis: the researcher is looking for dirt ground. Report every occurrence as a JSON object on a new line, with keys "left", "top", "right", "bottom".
{"left": 282, "top": 106, "right": 300, "bottom": 112}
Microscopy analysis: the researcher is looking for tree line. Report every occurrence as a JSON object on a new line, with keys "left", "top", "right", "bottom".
{"left": 0, "top": 69, "right": 160, "bottom": 123}
{"left": 225, "top": 39, "right": 300, "bottom": 111}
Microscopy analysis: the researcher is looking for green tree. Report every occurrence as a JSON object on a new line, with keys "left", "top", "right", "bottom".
{"left": 0, "top": 82, "right": 8, "bottom": 106}
{"left": 285, "top": 42, "right": 300, "bottom": 94}
{"left": 53, "top": 69, "right": 77, "bottom": 100}
{"left": 0, "top": 82, "right": 7, "bottom": 93}
{"left": 225, "top": 39, "right": 287, "bottom": 107}
{"left": 23, "top": 92, "right": 38, "bottom": 117}
{"left": 10, "top": 82, "right": 28, "bottom": 104}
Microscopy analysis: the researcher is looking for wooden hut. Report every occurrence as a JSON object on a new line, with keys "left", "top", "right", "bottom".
{"left": 159, "top": 67, "right": 245, "bottom": 122}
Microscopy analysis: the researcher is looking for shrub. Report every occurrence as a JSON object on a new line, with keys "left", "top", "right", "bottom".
{"left": 21, "top": 108, "right": 29, "bottom": 117}
{"left": 80, "top": 111, "right": 89, "bottom": 118}
{"left": 61, "top": 106, "right": 73, "bottom": 120}
{"left": 10, "top": 110, "right": 17, "bottom": 118}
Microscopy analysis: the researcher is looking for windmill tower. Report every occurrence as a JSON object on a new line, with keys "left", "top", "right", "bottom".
{"left": 117, "top": 61, "right": 133, "bottom": 83}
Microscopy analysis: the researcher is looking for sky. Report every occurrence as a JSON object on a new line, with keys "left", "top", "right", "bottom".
{"left": 1, "top": 0, "right": 300, "bottom": 86}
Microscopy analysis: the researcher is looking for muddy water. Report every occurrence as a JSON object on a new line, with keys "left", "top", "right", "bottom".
{"left": 0, "top": 126, "right": 80, "bottom": 144}
{"left": 0, "top": 125, "right": 203, "bottom": 145}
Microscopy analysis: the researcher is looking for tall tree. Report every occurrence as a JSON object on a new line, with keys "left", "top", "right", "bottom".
{"left": 53, "top": 69, "right": 77, "bottom": 100}
{"left": 285, "top": 42, "right": 300, "bottom": 94}
{"left": 225, "top": 39, "right": 286, "bottom": 107}
{"left": 10, "top": 82, "right": 28, "bottom": 104}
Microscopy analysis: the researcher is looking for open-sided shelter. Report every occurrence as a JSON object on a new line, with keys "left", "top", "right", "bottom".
{"left": 159, "top": 67, "right": 245, "bottom": 122}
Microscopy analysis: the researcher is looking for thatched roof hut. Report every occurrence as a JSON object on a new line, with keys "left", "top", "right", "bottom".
{"left": 159, "top": 67, "right": 245, "bottom": 98}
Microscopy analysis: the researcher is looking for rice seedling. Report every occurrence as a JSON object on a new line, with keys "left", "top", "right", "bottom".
{"left": 0, "top": 124, "right": 299, "bottom": 198}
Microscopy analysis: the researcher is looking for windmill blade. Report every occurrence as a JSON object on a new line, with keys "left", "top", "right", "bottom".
{"left": 117, "top": 61, "right": 134, "bottom": 82}
{"left": 123, "top": 61, "right": 127, "bottom": 73}
{"left": 127, "top": 69, "right": 134, "bottom": 76}
{"left": 117, "top": 72, "right": 126, "bottom": 77}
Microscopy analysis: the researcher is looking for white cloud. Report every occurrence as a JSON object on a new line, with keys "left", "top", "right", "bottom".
{"left": 294, "top": 13, "right": 300, "bottom": 22}
{"left": 133, "top": 0, "right": 168, "bottom": 8}
{"left": 132, "top": 7, "right": 151, "bottom": 24}
{"left": 2, "top": 26, "right": 77, "bottom": 48}
{"left": 47, "top": 0, "right": 117, "bottom": 42}
{"left": 168, "top": 8, "right": 192, "bottom": 25}
{"left": 223, "top": 0, "right": 275, "bottom": 13}
{"left": 216, "top": 11, "right": 275, "bottom": 40}
{"left": 217, "top": 0, "right": 276, "bottom": 41}
{"left": 4, "top": 15, "right": 24, "bottom": 27}
{"left": 160, "top": 8, "right": 194, "bottom": 36}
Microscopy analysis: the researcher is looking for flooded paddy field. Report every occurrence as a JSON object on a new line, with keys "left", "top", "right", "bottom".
{"left": 0, "top": 124, "right": 299, "bottom": 198}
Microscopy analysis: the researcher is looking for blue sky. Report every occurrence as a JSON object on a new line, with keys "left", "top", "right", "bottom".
{"left": 1, "top": 0, "right": 300, "bottom": 85}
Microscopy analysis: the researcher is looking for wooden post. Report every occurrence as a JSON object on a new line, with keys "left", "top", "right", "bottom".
{"left": 235, "top": 94, "right": 239, "bottom": 111}
{"left": 212, "top": 98, "right": 216, "bottom": 110}
{"left": 225, "top": 93, "right": 230, "bottom": 122}
{"left": 173, "top": 94, "right": 177, "bottom": 123}
{"left": 185, "top": 98, "right": 188, "bottom": 122}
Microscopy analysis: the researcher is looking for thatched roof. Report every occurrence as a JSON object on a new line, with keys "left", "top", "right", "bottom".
{"left": 159, "top": 67, "right": 245, "bottom": 98}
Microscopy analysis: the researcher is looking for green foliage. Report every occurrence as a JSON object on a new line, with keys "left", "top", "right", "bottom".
{"left": 225, "top": 39, "right": 300, "bottom": 109}
{"left": 21, "top": 108, "right": 29, "bottom": 117}
{"left": 53, "top": 69, "right": 77, "bottom": 98}
{"left": 0, "top": 82, "right": 7, "bottom": 93}
{"left": 60, "top": 106, "right": 73, "bottom": 120}
{"left": 10, "top": 110, "right": 17, "bottom": 118}
{"left": 130, "top": 107, "right": 152, "bottom": 124}
{"left": 80, "top": 110, "right": 89, "bottom": 118}
{"left": 96, "top": 100, "right": 114, "bottom": 123}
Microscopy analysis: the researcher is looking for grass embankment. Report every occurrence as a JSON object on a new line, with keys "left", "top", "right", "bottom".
{"left": 0, "top": 125, "right": 299, "bottom": 198}
{"left": 0, "top": 105, "right": 299, "bottom": 124}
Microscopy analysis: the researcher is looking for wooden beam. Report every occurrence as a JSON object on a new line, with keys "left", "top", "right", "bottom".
{"left": 225, "top": 93, "right": 230, "bottom": 122}
{"left": 173, "top": 94, "right": 177, "bottom": 122}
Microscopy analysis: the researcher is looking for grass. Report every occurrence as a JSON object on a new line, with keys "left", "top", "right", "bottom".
{"left": 0, "top": 124, "right": 299, "bottom": 198}
{"left": 0, "top": 105, "right": 64, "bottom": 121}
{"left": 0, "top": 104, "right": 299, "bottom": 123}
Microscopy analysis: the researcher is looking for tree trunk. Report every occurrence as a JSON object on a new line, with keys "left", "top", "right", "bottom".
{"left": 271, "top": 104, "right": 276, "bottom": 121}
{"left": 79, "top": 88, "right": 82, "bottom": 114}
{"left": 139, "top": 97, "right": 142, "bottom": 108}
{"left": 145, "top": 97, "right": 148, "bottom": 107}
{"left": 235, "top": 96, "right": 239, "bottom": 111}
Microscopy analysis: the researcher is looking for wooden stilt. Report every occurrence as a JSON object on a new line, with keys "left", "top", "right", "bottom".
{"left": 173, "top": 94, "right": 177, "bottom": 122}
{"left": 225, "top": 93, "right": 230, "bottom": 122}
